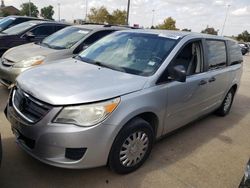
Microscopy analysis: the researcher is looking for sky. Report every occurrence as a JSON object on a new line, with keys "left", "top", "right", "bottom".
{"left": 3, "top": 0, "right": 250, "bottom": 36}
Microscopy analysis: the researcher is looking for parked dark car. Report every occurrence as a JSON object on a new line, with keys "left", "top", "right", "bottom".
{"left": 239, "top": 159, "right": 250, "bottom": 187}
{"left": 0, "top": 16, "right": 46, "bottom": 32}
{"left": 0, "top": 20, "right": 69, "bottom": 56}
{"left": 239, "top": 43, "right": 249, "bottom": 55}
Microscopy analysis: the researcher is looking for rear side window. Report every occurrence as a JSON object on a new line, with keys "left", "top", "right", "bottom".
{"left": 31, "top": 25, "right": 55, "bottom": 36}
{"left": 55, "top": 25, "right": 67, "bottom": 31}
{"left": 83, "top": 30, "right": 115, "bottom": 46}
{"left": 206, "top": 40, "right": 227, "bottom": 70}
{"left": 228, "top": 40, "right": 243, "bottom": 65}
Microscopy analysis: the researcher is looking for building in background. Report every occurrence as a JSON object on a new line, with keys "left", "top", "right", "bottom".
{"left": 0, "top": 0, "right": 20, "bottom": 16}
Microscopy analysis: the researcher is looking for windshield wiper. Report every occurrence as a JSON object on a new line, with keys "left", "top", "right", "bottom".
{"left": 74, "top": 56, "right": 124, "bottom": 72}
{"left": 41, "top": 42, "right": 66, "bottom": 50}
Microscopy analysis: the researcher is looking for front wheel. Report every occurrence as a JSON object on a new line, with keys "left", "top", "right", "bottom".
{"left": 108, "top": 118, "right": 154, "bottom": 174}
{"left": 215, "top": 89, "right": 235, "bottom": 116}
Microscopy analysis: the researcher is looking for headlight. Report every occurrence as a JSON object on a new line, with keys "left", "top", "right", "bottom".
{"left": 13, "top": 56, "right": 45, "bottom": 68}
{"left": 54, "top": 97, "right": 120, "bottom": 127}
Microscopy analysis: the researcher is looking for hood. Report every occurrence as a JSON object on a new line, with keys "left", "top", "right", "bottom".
{"left": 3, "top": 43, "right": 58, "bottom": 63}
{"left": 17, "top": 58, "right": 148, "bottom": 105}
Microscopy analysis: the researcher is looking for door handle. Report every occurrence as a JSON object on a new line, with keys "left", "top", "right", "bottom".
{"left": 208, "top": 77, "right": 216, "bottom": 83}
{"left": 199, "top": 80, "right": 207, "bottom": 86}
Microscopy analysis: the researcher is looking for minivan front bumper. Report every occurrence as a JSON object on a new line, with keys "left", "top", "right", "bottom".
{"left": 5, "top": 100, "right": 118, "bottom": 169}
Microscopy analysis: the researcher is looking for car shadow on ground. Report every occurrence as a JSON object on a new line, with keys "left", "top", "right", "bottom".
{"left": 0, "top": 84, "right": 249, "bottom": 187}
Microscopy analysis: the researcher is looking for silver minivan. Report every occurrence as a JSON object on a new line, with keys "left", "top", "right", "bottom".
{"left": 5, "top": 30, "right": 243, "bottom": 174}
{"left": 0, "top": 24, "right": 128, "bottom": 87}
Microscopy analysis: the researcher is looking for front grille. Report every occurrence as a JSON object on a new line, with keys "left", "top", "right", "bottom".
{"left": 12, "top": 87, "right": 52, "bottom": 123}
{"left": 2, "top": 58, "right": 14, "bottom": 67}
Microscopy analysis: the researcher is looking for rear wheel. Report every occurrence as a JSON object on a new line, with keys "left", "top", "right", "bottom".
{"left": 215, "top": 89, "right": 235, "bottom": 116}
{"left": 108, "top": 118, "right": 154, "bottom": 174}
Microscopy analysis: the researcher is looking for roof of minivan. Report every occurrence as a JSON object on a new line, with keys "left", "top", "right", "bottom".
{"left": 6, "top": 15, "right": 48, "bottom": 20}
{"left": 24, "top": 20, "right": 69, "bottom": 25}
{"left": 118, "top": 29, "right": 234, "bottom": 41}
{"left": 71, "top": 24, "right": 130, "bottom": 31}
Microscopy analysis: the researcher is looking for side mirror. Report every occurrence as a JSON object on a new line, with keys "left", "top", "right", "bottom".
{"left": 25, "top": 32, "right": 35, "bottom": 39}
{"left": 169, "top": 65, "right": 187, "bottom": 82}
{"left": 82, "top": 44, "right": 89, "bottom": 51}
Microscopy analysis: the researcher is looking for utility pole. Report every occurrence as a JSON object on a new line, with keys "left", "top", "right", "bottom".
{"left": 126, "top": 0, "right": 130, "bottom": 25}
{"left": 85, "top": 0, "right": 88, "bottom": 22}
{"left": 58, "top": 3, "right": 61, "bottom": 22}
{"left": 29, "top": 0, "right": 31, "bottom": 17}
{"left": 151, "top": 9, "right": 155, "bottom": 27}
{"left": 221, "top": 4, "right": 231, "bottom": 36}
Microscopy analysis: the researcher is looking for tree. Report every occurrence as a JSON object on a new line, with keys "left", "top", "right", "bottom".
{"left": 109, "top": 9, "right": 127, "bottom": 25}
{"left": 201, "top": 26, "right": 218, "bottom": 35}
{"left": 20, "top": 2, "right": 39, "bottom": 17}
{"left": 155, "top": 17, "right": 178, "bottom": 30}
{"left": 41, "top": 5, "right": 54, "bottom": 20}
{"left": 237, "top": 30, "right": 250, "bottom": 42}
{"left": 87, "top": 6, "right": 127, "bottom": 25}
{"left": 87, "top": 6, "right": 110, "bottom": 23}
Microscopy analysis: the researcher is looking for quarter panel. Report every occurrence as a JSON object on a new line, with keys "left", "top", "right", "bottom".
{"left": 104, "top": 86, "right": 167, "bottom": 139}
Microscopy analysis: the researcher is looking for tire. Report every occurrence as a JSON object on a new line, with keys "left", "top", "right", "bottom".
{"left": 215, "top": 88, "right": 235, "bottom": 116}
{"left": 108, "top": 118, "right": 154, "bottom": 174}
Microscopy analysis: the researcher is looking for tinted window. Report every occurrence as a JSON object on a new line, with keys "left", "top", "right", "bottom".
{"left": 41, "top": 27, "right": 90, "bottom": 49}
{"left": 84, "top": 30, "right": 115, "bottom": 45}
{"left": 12, "top": 18, "right": 26, "bottom": 25}
{"left": 78, "top": 32, "right": 177, "bottom": 76}
{"left": 228, "top": 40, "right": 243, "bottom": 65}
{"left": 55, "top": 25, "right": 67, "bottom": 31}
{"left": 206, "top": 40, "right": 227, "bottom": 70}
{"left": 3, "top": 22, "right": 38, "bottom": 35}
{"left": 0, "top": 17, "right": 16, "bottom": 31}
{"left": 31, "top": 25, "right": 55, "bottom": 36}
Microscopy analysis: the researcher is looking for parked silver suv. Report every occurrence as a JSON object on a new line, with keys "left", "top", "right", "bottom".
{"left": 0, "top": 24, "right": 128, "bottom": 87}
{"left": 5, "top": 30, "right": 243, "bottom": 174}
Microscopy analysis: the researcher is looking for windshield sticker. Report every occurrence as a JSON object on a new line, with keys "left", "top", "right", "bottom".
{"left": 148, "top": 61, "right": 156, "bottom": 66}
{"left": 10, "top": 18, "right": 16, "bottom": 20}
{"left": 78, "top": 30, "right": 89, "bottom": 34}
{"left": 158, "top": 33, "right": 181, "bottom": 40}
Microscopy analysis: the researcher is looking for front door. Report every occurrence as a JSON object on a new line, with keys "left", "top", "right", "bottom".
{"left": 162, "top": 40, "right": 211, "bottom": 134}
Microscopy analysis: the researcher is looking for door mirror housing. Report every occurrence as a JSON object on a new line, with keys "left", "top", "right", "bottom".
{"left": 169, "top": 65, "right": 187, "bottom": 83}
{"left": 82, "top": 44, "right": 89, "bottom": 51}
{"left": 25, "top": 32, "right": 35, "bottom": 39}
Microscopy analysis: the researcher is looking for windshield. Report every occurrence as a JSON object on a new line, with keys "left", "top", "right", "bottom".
{"left": 78, "top": 32, "right": 177, "bottom": 76}
{"left": 41, "top": 27, "right": 90, "bottom": 49}
{"left": 3, "top": 22, "right": 37, "bottom": 35}
{"left": 0, "top": 17, "right": 16, "bottom": 31}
